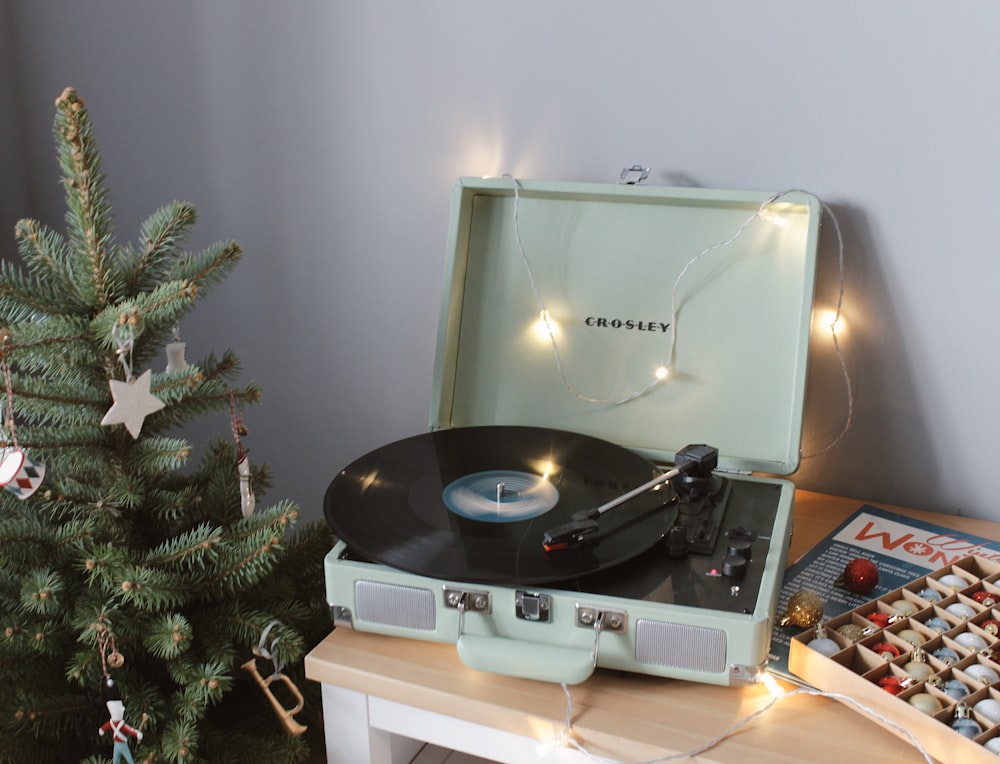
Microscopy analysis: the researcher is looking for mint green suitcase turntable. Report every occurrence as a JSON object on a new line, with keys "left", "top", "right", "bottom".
{"left": 323, "top": 176, "right": 821, "bottom": 686}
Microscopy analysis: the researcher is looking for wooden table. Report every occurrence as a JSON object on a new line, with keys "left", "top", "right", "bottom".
{"left": 306, "top": 491, "right": 1000, "bottom": 763}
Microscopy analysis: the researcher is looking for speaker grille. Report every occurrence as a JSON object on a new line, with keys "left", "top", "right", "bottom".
{"left": 355, "top": 580, "right": 436, "bottom": 631}
{"left": 634, "top": 619, "right": 726, "bottom": 673}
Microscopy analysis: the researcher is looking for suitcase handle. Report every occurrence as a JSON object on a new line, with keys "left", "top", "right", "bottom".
{"left": 456, "top": 634, "right": 596, "bottom": 685}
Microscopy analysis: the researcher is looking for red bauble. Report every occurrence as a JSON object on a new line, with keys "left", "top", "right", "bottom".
{"left": 872, "top": 641, "right": 901, "bottom": 660}
{"left": 972, "top": 590, "right": 997, "bottom": 607}
{"left": 981, "top": 619, "right": 1000, "bottom": 636}
{"left": 866, "top": 611, "right": 891, "bottom": 629}
{"left": 841, "top": 557, "right": 880, "bottom": 594}
{"left": 878, "top": 675, "right": 905, "bottom": 695}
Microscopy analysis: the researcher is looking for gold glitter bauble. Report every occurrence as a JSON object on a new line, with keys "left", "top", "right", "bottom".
{"left": 836, "top": 623, "right": 867, "bottom": 642}
{"left": 779, "top": 590, "right": 825, "bottom": 628}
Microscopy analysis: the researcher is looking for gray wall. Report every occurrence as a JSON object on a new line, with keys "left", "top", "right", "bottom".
{"left": 2, "top": 1, "right": 998, "bottom": 523}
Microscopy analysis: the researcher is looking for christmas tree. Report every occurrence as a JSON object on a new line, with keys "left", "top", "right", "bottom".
{"left": 0, "top": 88, "right": 333, "bottom": 763}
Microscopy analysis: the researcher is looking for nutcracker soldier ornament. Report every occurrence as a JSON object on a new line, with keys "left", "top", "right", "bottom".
{"left": 98, "top": 699, "right": 143, "bottom": 764}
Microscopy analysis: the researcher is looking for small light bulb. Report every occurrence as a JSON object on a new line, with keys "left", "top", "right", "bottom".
{"left": 759, "top": 206, "right": 790, "bottom": 228}
{"left": 816, "top": 309, "right": 845, "bottom": 335}
{"left": 534, "top": 310, "right": 558, "bottom": 341}
{"left": 655, "top": 366, "right": 669, "bottom": 380}
{"left": 761, "top": 672, "right": 785, "bottom": 698}
{"left": 536, "top": 738, "right": 564, "bottom": 755}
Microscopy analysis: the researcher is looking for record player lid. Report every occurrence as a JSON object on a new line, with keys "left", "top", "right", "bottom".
{"left": 430, "top": 178, "right": 821, "bottom": 476}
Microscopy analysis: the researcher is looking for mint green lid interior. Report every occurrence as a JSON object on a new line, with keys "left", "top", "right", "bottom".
{"left": 431, "top": 178, "right": 820, "bottom": 476}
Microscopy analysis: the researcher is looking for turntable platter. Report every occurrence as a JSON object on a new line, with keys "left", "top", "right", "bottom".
{"left": 324, "top": 426, "right": 676, "bottom": 584}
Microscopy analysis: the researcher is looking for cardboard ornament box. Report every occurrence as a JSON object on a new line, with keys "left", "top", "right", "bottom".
{"left": 789, "top": 555, "right": 1000, "bottom": 763}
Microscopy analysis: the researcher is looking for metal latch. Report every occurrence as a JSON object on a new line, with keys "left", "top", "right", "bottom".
{"left": 444, "top": 587, "right": 492, "bottom": 613}
{"left": 515, "top": 591, "right": 551, "bottom": 622}
{"left": 619, "top": 165, "right": 650, "bottom": 185}
{"left": 576, "top": 604, "right": 627, "bottom": 633}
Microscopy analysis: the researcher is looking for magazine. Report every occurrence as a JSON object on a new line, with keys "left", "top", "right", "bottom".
{"left": 768, "top": 504, "right": 1000, "bottom": 682}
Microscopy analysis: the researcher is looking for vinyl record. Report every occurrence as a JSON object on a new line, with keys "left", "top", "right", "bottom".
{"left": 324, "top": 425, "right": 676, "bottom": 584}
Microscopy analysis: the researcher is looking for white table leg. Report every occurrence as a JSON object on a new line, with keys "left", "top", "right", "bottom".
{"left": 321, "top": 683, "right": 425, "bottom": 764}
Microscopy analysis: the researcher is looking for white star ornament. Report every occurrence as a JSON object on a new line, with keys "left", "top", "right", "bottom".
{"left": 100, "top": 368, "right": 166, "bottom": 438}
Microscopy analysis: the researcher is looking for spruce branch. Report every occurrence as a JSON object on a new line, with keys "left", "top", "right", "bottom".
{"left": 0, "top": 619, "right": 68, "bottom": 659}
{"left": 0, "top": 324, "right": 97, "bottom": 374}
{"left": 175, "top": 659, "right": 231, "bottom": 710}
{"left": 79, "top": 541, "right": 129, "bottom": 589}
{"left": 64, "top": 645, "right": 105, "bottom": 688}
{"left": 130, "top": 201, "right": 199, "bottom": 292}
{"left": 142, "top": 524, "right": 223, "bottom": 570}
{"left": 2, "top": 379, "right": 108, "bottom": 430}
{"left": 176, "top": 240, "right": 242, "bottom": 297}
{"left": 0, "top": 260, "right": 81, "bottom": 321}
{"left": 143, "top": 614, "right": 194, "bottom": 660}
{"left": 9, "top": 429, "right": 110, "bottom": 458}
{"left": 216, "top": 606, "right": 308, "bottom": 668}
{"left": 5, "top": 691, "right": 93, "bottom": 738}
{"left": 17, "top": 570, "right": 66, "bottom": 617}
{"left": 158, "top": 717, "right": 200, "bottom": 763}
{"left": 114, "top": 566, "right": 198, "bottom": 612}
{"left": 125, "top": 436, "right": 192, "bottom": 474}
{"left": 199, "top": 717, "right": 311, "bottom": 764}
{"left": 138, "top": 486, "right": 209, "bottom": 527}
{"left": 152, "top": 381, "right": 262, "bottom": 433}
{"left": 205, "top": 503, "right": 300, "bottom": 594}
{"left": 9, "top": 219, "right": 89, "bottom": 310}
{"left": 155, "top": 364, "right": 205, "bottom": 395}
{"left": 90, "top": 278, "right": 198, "bottom": 359}
{"left": 0, "top": 515, "right": 92, "bottom": 574}
{"left": 53, "top": 88, "right": 116, "bottom": 308}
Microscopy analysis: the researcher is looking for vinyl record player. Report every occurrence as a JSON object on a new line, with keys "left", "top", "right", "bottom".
{"left": 323, "top": 177, "right": 821, "bottom": 686}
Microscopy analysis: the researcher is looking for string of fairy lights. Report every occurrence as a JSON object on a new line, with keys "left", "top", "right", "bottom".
{"left": 503, "top": 173, "right": 854, "bottom": 458}
{"left": 499, "top": 174, "right": 881, "bottom": 762}
{"left": 542, "top": 675, "right": 934, "bottom": 763}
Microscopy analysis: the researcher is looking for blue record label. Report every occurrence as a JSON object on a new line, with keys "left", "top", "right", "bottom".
{"left": 442, "top": 470, "right": 559, "bottom": 522}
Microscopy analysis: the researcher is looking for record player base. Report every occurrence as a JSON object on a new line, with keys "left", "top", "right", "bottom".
{"left": 306, "top": 492, "right": 1000, "bottom": 764}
